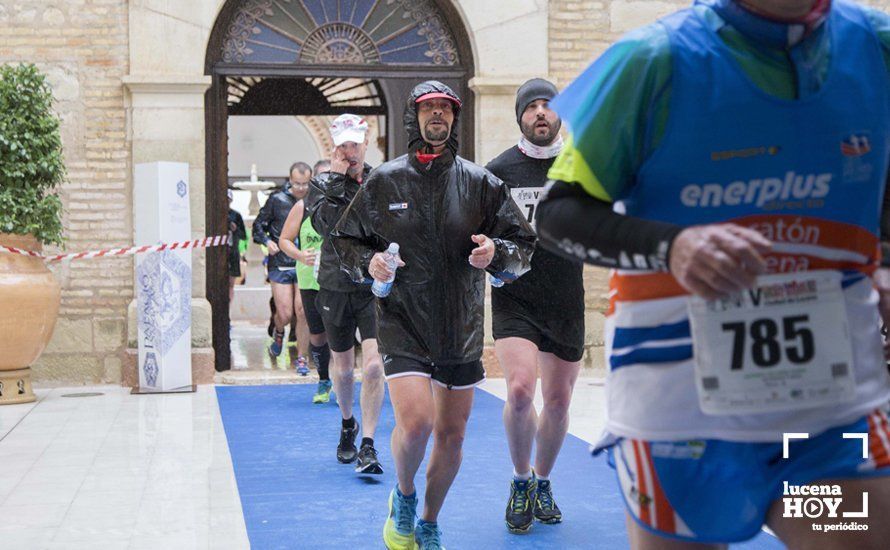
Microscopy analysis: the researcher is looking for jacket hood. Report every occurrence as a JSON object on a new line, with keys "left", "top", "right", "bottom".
{"left": 404, "top": 81, "right": 461, "bottom": 155}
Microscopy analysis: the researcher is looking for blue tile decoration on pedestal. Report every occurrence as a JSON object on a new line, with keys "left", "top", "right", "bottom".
{"left": 137, "top": 250, "right": 191, "bottom": 357}
{"left": 176, "top": 180, "right": 188, "bottom": 198}
{"left": 143, "top": 352, "right": 159, "bottom": 387}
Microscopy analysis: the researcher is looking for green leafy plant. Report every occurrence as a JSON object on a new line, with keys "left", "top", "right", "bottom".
{"left": 0, "top": 63, "right": 65, "bottom": 246}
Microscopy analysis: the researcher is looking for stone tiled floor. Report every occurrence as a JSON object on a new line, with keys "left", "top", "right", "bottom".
{"left": 0, "top": 386, "right": 249, "bottom": 550}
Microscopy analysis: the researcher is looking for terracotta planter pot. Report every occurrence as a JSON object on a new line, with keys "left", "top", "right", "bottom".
{"left": 0, "top": 233, "right": 60, "bottom": 404}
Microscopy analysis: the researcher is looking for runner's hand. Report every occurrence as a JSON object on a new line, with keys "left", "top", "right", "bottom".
{"left": 267, "top": 240, "right": 280, "bottom": 255}
{"left": 330, "top": 147, "right": 349, "bottom": 175}
{"left": 299, "top": 248, "right": 316, "bottom": 267}
{"left": 369, "top": 251, "right": 405, "bottom": 282}
{"left": 874, "top": 268, "right": 890, "bottom": 359}
{"left": 669, "top": 224, "right": 771, "bottom": 300}
{"left": 469, "top": 234, "right": 495, "bottom": 269}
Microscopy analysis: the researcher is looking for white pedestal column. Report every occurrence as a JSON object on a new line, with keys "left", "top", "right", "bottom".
{"left": 134, "top": 162, "right": 193, "bottom": 391}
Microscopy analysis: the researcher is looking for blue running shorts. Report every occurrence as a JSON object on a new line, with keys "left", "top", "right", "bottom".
{"left": 607, "top": 408, "right": 890, "bottom": 543}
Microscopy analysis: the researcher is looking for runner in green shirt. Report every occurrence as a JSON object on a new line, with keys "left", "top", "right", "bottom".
{"left": 281, "top": 197, "right": 332, "bottom": 403}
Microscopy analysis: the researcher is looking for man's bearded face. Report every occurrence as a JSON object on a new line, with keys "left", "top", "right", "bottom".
{"left": 520, "top": 99, "right": 561, "bottom": 147}
{"left": 417, "top": 98, "right": 455, "bottom": 146}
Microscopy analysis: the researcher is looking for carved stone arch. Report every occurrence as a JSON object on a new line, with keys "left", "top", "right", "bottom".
{"left": 303, "top": 115, "right": 334, "bottom": 153}
{"left": 205, "top": 0, "right": 475, "bottom": 371}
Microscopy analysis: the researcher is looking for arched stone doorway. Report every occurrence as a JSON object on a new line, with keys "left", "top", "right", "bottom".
{"left": 204, "top": 0, "right": 476, "bottom": 371}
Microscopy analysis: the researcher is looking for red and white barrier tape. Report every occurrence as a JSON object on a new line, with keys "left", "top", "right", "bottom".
{"left": 0, "top": 235, "right": 230, "bottom": 263}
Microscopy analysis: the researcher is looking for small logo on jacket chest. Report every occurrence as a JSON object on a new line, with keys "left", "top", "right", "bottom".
{"left": 388, "top": 202, "right": 409, "bottom": 211}
{"left": 840, "top": 134, "right": 871, "bottom": 157}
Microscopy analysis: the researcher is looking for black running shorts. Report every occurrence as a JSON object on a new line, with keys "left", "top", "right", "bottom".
{"left": 382, "top": 355, "right": 485, "bottom": 390}
{"left": 228, "top": 249, "right": 241, "bottom": 278}
{"left": 299, "top": 289, "right": 325, "bottom": 336}
{"left": 316, "top": 288, "right": 377, "bottom": 352}
{"left": 492, "top": 311, "right": 585, "bottom": 363}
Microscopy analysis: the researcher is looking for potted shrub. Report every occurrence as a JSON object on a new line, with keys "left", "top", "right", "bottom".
{"left": 0, "top": 63, "right": 65, "bottom": 404}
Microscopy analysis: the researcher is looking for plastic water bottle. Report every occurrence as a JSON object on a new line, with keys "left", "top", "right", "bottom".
{"left": 372, "top": 243, "right": 401, "bottom": 298}
{"left": 312, "top": 249, "right": 321, "bottom": 279}
{"left": 489, "top": 274, "right": 505, "bottom": 288}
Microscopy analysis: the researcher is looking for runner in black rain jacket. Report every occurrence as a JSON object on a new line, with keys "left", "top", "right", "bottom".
{"left": 305, "top": 163, "right": 374, "bottom": 292}
{"left": 330, "top": 81, "right": 537, "bottom": 364}
{"left": 252, "top": 185, "right": 297, "bottom": 270}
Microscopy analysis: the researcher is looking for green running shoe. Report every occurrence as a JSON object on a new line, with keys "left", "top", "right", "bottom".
{"left": 415, "top": 519, "right": 445, "bottom": 550}
{"left": 313, "top": 380, "right": 332, "bottom": 404}
{"left": 383, "top": 487, "right": 417, "bottom": 550}
{"left": 505, "top": 475, "right": 537, "bottom": 534}
{"left": 534, "top": 478, "right": 562, "bottom": 524}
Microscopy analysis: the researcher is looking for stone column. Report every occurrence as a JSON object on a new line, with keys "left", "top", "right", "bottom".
{"left": 468, "top": 77, "right": 528, "bottom": 164}
{"left": 122, "top": 75, "right": 216, "bottom": 385}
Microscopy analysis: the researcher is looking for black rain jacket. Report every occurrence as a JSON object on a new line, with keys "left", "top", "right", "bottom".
{"left": 331, "top": 81, "right": 536, "bottom": 364}
{"left": 252, "top": 186, "right": 297, "bottom": 270}
{"left": 305, "top": 163, "right": 374, "bottom": 293}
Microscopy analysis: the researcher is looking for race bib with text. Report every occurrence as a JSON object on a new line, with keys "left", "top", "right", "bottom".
{"left": 510, "top": 187, "right": 546, "bottom": 230}
{"left": 688, "top": 271, "right": 856, "bottom": 415}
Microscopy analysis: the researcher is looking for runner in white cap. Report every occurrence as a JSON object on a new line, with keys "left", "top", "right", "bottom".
{"left": 305, "top": 114, "right": 385, "bottom": 475}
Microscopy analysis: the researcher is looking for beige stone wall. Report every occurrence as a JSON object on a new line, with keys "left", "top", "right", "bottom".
{"left": 0, "top": 1, "right": 131, "bottom": 384}
{"left": 549, "top": 0, "right": 684, "bottom": 87}
{"left": 124, "top": 1, "right": 215, "bottom": 368}
{"left": 0, "top": 0, "right": 554, "bottom": 385}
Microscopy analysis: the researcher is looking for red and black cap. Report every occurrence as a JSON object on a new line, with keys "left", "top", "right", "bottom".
{"left": 404, "top": 81, "right": 462, "bottom": 154}
{"left": 414, "top": 91, "right": 463, "bottom": 108}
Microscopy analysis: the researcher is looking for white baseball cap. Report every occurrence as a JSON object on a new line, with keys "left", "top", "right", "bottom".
{"left": 330, "top": 114, "right": 369, "bottom": 146}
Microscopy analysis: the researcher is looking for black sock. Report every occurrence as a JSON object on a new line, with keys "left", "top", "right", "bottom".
{"left": 361, "top": 437, "right": 374, "bottom": 449}
{"left": 310, "top": 342, "right": 331, "bottom": 381}
{"left": 342, "top": 416, "right": 355, "bottom": 429}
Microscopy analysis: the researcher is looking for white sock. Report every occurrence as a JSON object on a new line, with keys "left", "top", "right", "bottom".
{"left": 513, "top": 469, "right": 532, "bottom": 481}
{"left": 537, "top": 474, "right": 549, "bottom": 482}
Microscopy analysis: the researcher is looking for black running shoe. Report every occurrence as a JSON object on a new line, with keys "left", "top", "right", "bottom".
{"left": 534, "top": 479, "right": 562, "bottom": 524}
{"left": 505, "top": 476, "right": 537, "bottom": 534}
{"left": 337, "top": 420, "right": 359, "bottom": 464}
{"left": 355, "top": 444, "right": 383, "bottom": 474}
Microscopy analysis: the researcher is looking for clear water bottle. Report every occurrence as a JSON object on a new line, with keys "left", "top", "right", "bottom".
{"left": 489, "top": 274, "right": 505, "bottom": 288}
{"left": 372, "top": 243, "right": 401, "bottom": 298}
{"left": 312, "top": 249, "right": 321, "bottom": 279}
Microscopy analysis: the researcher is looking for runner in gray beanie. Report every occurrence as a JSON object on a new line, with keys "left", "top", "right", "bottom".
{"left": 514, "top": 78, "right": 559, "bottom": 126}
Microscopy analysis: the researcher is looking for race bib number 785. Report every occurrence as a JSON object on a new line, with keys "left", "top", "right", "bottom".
{"left": 688, "top": 271, "right": 856, "bottom": 416}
